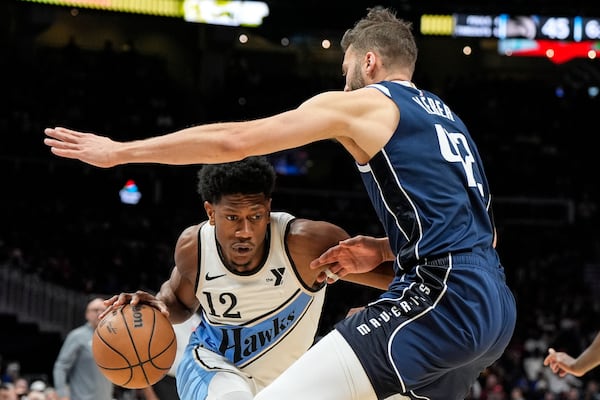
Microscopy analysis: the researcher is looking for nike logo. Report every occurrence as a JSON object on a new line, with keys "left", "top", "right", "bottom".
{"left": 205, "top": 272, "right": 226, "bottom": 281}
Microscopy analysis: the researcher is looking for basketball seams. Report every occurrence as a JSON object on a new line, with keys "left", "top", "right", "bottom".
{"left": 93, "top": 329, "right": 134, "bottom": 370}
{"left": 92, "top": 304, "right": 177, "bottom": 389}
{"left": 120, "top": 305, "right": 151, "bottom": 386}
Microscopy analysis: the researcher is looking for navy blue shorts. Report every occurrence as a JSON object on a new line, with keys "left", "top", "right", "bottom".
{"left": 335, "top": 253, "right": 516, "bottom": 400}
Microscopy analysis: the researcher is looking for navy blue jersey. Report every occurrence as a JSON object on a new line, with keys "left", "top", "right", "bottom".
{"left": 358, "top": 81, "right": 497, "bottom": 272}
{"left": 332, "top": 81, "right": 515, "bottom": 399}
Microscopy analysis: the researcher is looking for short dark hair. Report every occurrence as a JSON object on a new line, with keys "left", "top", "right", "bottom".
{"left": 341, "top": 7, "right": 417, "bottom": 74}
{"left": 197, "top": 156, "right": 277, "bottom": 204}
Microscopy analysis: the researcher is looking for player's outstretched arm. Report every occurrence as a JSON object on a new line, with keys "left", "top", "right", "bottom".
{"left": 44, "top": 89, "right": 395, "bottom": 168}
{"left": 43, "top": 103, "right": 328, "bottom": 168}
{"left": 544, "top": 332, "right": 600, "bottom": 377}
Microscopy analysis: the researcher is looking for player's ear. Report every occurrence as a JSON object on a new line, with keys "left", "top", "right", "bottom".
{"left": 204, "top": 201, "right": 215, "bottom": 225}
{"left": 365, "top": 52, "right": 373, "bottom": 68}
{"left": 365, "top": 51, "right": 377, "bottom": 75}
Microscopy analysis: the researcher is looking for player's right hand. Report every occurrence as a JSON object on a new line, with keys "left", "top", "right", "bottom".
{"left": 100, "top": 291, "right": 169, "bottom": 319}
{"left": 44, "top": 127, "right": 119, "bottom": 168}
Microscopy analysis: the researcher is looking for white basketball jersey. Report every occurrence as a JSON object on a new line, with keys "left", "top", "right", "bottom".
{"left": 188, "top": 212, "right": 326, "bottom": 389}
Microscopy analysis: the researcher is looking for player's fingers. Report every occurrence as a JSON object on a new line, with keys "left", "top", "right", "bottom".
{"left": 153, "top": 302, "right": 170, "bottom": 318}
{"left": 310, "top": 256, "right": 331, "bottom": 269}
{"left": 337, "top": 235, "right": 367, "bottom": 247}
{"left": 43, "top": 127, "right": 59, "bottom": 138}
{"left": 44, "top": 127, "right": 76, "bottom": 141}
{"left": 558, "top": 370, "right": 567, "bottom": 378}
{"left": 324, "top": 268, "right": 340, "bottom": 284}
{"left": 44, "top": 137, "right": 81, "bottom": 150}
{"left": 98, "top": 303, "right": 116, "bottom": 319}
{"left": 54, "top": 126, "right": 87, "bottom": 137}
{"left": 543, "top": 348, "right": 556, "bottom": 365}
{"left": 132, "top": 290, "right": 156, "bottom": 304}
{"left": 103, "top": 295, "right": 118, "bottom": 306}
{"left": 314, "top": 270, "right": 327, "bottom": 283}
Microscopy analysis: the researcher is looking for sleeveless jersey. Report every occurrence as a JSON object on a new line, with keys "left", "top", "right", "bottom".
{"left": 187, "top": 211, "right": 326, "bottom": 388}
{"left": 332, "top": 81, "right": 515, "bottom": 399}
{"left": 360, "top": 80, "right": 498, "bottom": 272}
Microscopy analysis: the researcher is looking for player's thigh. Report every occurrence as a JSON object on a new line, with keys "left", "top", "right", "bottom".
{"left": 255, "top": 330, "right": 379, "bottom": 400}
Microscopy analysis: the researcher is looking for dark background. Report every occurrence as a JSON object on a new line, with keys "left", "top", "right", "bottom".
{"left": 1, "top": 0, "right": 600, "bottom": 398}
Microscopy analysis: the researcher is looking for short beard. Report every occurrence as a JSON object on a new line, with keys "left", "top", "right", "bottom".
{"left": 348, "top": 66, "right": 366, "bottom": 91}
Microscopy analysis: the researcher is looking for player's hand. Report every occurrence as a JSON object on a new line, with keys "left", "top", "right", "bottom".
{"left": 543, "top": 348, "right": 580, "bottom": 377}
{"left": 44, "top": 127, "right": 119, "bottom": 168}
{"left": 100, "top": 291, "right": 169, "bottom": 320}
{"left": 346, "top": 306, "right": 365, "bottom": 317}
{"left": 310, "top": 235, "right": 391, "bottom": 283}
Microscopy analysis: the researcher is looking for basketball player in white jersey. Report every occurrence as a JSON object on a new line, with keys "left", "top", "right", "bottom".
{"left": 101, "top": 156, "right": 394, "bottom": 400}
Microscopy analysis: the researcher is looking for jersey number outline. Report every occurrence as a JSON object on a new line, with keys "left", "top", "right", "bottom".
{"left": 436, "top": 123, "right": 484, "bottom": 196}
{"left": 202, "top": 291, "right": 242, "bottom": 319}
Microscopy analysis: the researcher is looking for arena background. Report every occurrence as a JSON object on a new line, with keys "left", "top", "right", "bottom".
{"left": 1, "top": 0, "right": 600, "bottom": 397}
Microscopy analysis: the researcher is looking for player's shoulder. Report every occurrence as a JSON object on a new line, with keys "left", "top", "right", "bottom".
{"left": 175, "top": 222, "right": 209, "bottom": 254}
{"left": 301, "top": 87, "right": 389, "bottom": 114}
{"left": 177, "top": 222, "right": 208, "bottom": 242}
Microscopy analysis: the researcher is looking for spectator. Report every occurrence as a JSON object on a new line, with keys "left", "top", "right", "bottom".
{"left": 13, "top": 378, "right": 28, "bottom": 400}
{"left": 0, "top": 383, "right": 17, "bottom": 400}
{"left": 53, "top": 297, "right": 113, "bottom": 400}
{"left": 1, "top": 363, "right": 20, "bottom": 384}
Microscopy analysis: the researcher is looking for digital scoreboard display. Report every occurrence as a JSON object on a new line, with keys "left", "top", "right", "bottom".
{"left": 422, "top": 13, "right": 600, "bottom": 42}
{"left": 581, "top": 17, "right": 600, "bottom": 40}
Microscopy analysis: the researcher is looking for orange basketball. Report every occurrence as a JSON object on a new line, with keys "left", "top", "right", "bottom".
{"left": 92, "top": 303, "right": 177, "bottom": 389}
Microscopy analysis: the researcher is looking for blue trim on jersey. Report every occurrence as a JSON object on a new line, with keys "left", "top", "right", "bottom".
{"left": 189, "top": 291, "right": 313, "bottom": 366}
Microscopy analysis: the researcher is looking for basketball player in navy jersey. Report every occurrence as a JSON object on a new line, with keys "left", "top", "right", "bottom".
{"left": 45, "top": 7, "right": 517, "bottom": 400}
{"left": 98, "top": 156, "right": 393, "bottom": 400}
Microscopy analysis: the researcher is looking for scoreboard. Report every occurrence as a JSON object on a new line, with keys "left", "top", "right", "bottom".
{"left": 422, "top": 13, "right": 600, "bottom": 42}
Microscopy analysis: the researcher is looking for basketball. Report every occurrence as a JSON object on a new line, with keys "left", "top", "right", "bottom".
{"left": 92, "top": 303, "right": 177, "bottom": 389}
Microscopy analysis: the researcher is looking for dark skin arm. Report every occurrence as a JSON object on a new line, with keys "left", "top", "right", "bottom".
{"left": 287, "top": 220, "right": 394, "bottom": 291}
{"left": 100, "top": 224, "right": 202, "bottom": 323}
